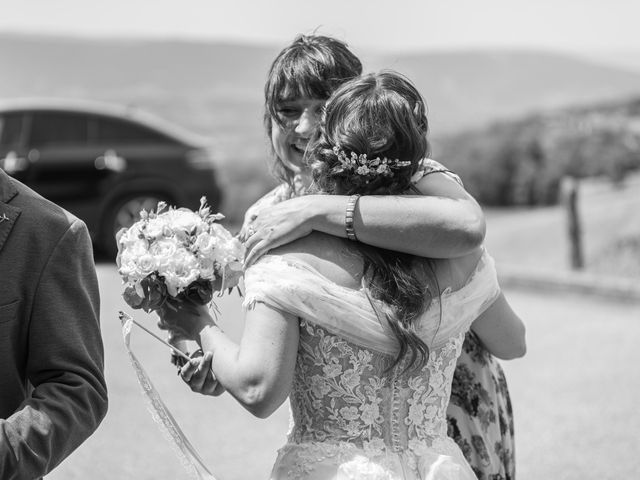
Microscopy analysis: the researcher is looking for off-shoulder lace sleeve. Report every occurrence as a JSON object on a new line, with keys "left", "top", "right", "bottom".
{"left": 243, "top": 252, "right": 502, "bottom": 353}
{"left": 427, "top": 250, "right": 502, "bottom": 346}
{"left": 242, "top": 255, "right": 400, "bottom": 356}
{"left": 241, "top": 255, "right": 314, "bottom": 315}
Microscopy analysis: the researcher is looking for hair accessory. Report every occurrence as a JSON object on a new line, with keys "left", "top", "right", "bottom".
{"left": 345, "top": 194, "right": 361, "bottom": 241}
{"left": 332, "top": 145, "right": 411, "bottom": 178}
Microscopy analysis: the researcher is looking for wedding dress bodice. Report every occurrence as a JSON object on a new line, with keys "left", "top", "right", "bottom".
{"left": 244, "top": 251, "right": 500, "bottom": 479}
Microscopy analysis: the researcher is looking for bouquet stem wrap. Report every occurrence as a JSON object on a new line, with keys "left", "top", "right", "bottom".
{"left": 119, "top": 312, "right": 218, "bottom": 480}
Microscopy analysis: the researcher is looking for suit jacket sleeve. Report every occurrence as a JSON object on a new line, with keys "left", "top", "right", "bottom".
{"left": 0, "top": 219, "right": 108, "bottom": 478}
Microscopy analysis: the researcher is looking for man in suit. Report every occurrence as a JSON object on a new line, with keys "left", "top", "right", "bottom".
{"left": 0, "top": 168, "right": 108, "bottom": 479}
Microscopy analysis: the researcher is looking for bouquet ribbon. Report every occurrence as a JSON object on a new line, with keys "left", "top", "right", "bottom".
{"left": 119, "top": 311, "right": 218, "bottom": 480}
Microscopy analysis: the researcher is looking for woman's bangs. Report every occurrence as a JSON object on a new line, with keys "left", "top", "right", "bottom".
{"left": 283, "top": 64, "right": 331, "bottom": 101}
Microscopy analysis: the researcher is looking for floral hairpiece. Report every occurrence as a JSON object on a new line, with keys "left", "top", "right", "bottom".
{"left": 331, "top": 145, "right": 411, "bottom": 178}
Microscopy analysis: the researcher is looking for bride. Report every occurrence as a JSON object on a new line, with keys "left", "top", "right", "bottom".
{"left": 159, "top": 70, "right": 526, "bottom": 479}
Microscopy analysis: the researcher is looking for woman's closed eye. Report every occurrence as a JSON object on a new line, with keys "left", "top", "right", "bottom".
{"left": 276, "top": 100, "right": 325, "bottom": 123}
{"left": 276, "top": 105, "right": 302, "bottom": 120}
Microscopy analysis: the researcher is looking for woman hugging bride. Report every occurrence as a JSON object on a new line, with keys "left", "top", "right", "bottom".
{"left": 158, "top": 69, "right": 526, "bottom": 480}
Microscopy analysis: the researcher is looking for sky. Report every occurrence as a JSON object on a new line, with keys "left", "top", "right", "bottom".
{"left": 1, "top": 0, "right": 638, "bottom": 55}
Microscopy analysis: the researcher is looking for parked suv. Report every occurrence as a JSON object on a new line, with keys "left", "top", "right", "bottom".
{"left": 0, "top": 98, "right": 222, "bottom": 257}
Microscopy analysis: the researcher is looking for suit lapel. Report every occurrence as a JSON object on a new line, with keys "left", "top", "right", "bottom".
{"left": 0, "top": 170, "right": 21, "bottom": 254}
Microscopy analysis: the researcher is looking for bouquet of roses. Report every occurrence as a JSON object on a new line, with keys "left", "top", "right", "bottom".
{"left": 116, "top": 196, "right": 244, "bottom": 314}
{"left": 116, "top": 197, "right": 234, "bottom": 479}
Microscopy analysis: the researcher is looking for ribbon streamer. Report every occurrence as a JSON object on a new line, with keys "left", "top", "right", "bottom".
{"left": 119, "top": 311, "right": 218, "bottom": 480}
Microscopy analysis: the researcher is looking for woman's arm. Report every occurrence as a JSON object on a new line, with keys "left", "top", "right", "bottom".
{"left": 159, "top": 303, "right": 299, "bottom": 418}
{"left": 244, "top": 171, "right": 485, "bottom": 266}
{"left": 470, "top": 292, "right": 527, "bottom": 360}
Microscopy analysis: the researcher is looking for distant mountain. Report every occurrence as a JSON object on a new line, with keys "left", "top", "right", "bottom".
{"left": 579, "top": 50, "right": 640, "bottom": 74}
{"left": 434, "top": 96, "right": 640, "bottom": 206}
{"left": 2, "top": 34, "right": 640, "bottom": 163}
{"left": 0, "top": 34, "right": 276, "bottom": 96}
{"left": 369, "top": 50, "right": 640, "bottom": 134}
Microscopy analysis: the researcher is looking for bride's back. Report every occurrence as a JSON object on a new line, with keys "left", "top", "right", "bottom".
{"left": 248, "top": 70, "right": 495, "bottom": 478}
{"left": 258, "top": 232, "right": 494, "bottom": 479}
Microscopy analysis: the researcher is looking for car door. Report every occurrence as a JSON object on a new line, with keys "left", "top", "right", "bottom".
{"left": 24, "top": 110, "right": 111, "bottom": 210}
{"left": 91, "top": 113, "right": 179, "bottom": 176}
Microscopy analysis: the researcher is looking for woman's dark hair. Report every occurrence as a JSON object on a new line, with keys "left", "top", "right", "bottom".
{"left": 308, "top": 71, "right": 435, "bottom": 372}
{"left": 264, "top": 34, "right": 362, "bottom": 187}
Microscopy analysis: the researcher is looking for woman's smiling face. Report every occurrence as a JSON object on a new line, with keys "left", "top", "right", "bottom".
{"left": 271, "top": 97, "right": 325, "bottom": 174}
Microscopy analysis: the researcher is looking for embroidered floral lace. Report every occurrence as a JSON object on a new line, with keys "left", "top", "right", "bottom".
{"left": 281, "top": 319, "right": 468, "bottom": 478}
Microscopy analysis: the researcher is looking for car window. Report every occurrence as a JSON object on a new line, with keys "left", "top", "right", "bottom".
{"left": 0, "top": 113, "right": 24, "bottom": 147}
{"left": 92, "top": 115, "right": 174, "bottom": 144}
{"left": 30, "top": 112, "right": 88, "bottom": 146}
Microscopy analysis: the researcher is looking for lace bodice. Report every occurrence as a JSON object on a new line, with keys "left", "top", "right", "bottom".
{"left": 289, "top": 320, "right": 464, "bottom": 451}
{"left": 244, "top": 253, "right": 499, "bottom": 479}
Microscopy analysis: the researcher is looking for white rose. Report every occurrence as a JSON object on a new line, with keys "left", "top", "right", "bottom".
{"left": 118, "top": 237, "right": 151, "bottom": 280}
{"left": 144, "top": 217, "right": 167, "bottom": 239}
{"left": 136, "top": 253, "right": 157, "bottom": 277}
{"left": 165, "top": 209, "right": 204, "bottom": 235}
{"left": 149, "top": 238, "right": 179, "bottom": 268}
{"left": 217, "top": 237, "right": 245, "bottom": 264}
{"left": 205, "top": 226, "right": 244, "bottom": 264}
{"left": 194, "top": 232, "right": 217, "bottom": 256}
{"left": 159, "top": 248, "right": 200, "bottom": 294}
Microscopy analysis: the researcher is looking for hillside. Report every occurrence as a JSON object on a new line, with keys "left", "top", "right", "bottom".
{"left": 3, "top": 33, "right": 640, "bottom": 165}
{"left": 435, "top": 96, "right": 640, "bottom": 206}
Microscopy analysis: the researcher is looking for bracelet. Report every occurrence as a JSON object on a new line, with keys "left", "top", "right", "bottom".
{"left": 345, "top": 194, "right": 361, "bottom": 241}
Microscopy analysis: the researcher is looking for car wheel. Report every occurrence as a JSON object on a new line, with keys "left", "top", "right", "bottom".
{"left": 101, "top": 194, "right": 172, "bottom": 259}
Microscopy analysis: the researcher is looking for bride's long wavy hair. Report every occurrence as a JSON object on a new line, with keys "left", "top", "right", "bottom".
{"left": 308, "top": 71, "right": 437, "bottom": 372}
{"left": 264, "top": 34, "right": 362, "bottom": 189}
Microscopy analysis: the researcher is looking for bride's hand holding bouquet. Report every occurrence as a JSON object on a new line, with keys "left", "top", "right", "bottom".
{"left": 116, "top": 197, "right": 244, "bottom": 348}
{"left": 115, "top": 198, "right": 236, "bottom": 479}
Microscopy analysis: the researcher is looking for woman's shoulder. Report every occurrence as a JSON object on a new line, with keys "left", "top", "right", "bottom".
{"left": 411, "top": 158, "right": 464, "bottom": 187}
{"left": 431, "top": 246, "right": 486, "bottom": 294}
{"left": 268, "top": 233, "right": 363, "bottom": 291}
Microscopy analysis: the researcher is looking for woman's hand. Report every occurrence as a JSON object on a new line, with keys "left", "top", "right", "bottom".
{"left": 243, "top": 196, "right": 318, "bottom": 267}
{"left": 179, "top": 351, "right": 226, "bottom": 396}
{"left": 156, "top": 302, "right": 215, "bottom": 341}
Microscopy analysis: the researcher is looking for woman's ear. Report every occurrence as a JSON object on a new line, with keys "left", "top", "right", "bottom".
{"left": 413, "top": 101, "right": 428, "bottom": 132}
{"left": 412, "top": 101, "right": 423, "bottom": 118}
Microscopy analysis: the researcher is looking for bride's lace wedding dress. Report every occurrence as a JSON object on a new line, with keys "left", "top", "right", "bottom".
{"left": 243, "top": 250, "right": 500, "bottom": 480}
